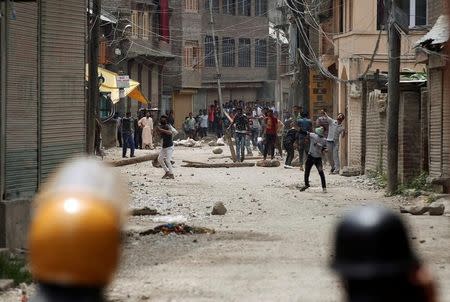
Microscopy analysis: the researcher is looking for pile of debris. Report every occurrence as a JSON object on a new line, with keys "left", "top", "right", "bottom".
{"left": 208, "top": 138, "right": 225, "bottom": 147}
{"left": 139, "top": 223, "right": 215, "bottom": 236}
{"left": 174, "top": 138, "right": 203, "bottom": 148}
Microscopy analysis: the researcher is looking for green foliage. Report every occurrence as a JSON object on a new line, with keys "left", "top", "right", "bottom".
{"left": 395, "top": 172, "right": 433, "bottom": 196}
{"left": 366, "top": 169, "right": 387, "bottom": 188}
{"left": 0, "top": 254, "right": 32, "bottom": 285}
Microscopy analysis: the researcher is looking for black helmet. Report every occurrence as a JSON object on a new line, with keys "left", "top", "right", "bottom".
{"left": 331, "top": 205, "right": 420, "bottom": 280}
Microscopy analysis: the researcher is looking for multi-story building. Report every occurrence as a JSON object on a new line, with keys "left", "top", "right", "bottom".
{"left": 165, "top": 0, "right": 272, "bottom": 128}
{"left": 101, "top": 0, "right": 175, "bottom": 116}
{"left": 316, "top": 0, "right": 428, "bottom": 170}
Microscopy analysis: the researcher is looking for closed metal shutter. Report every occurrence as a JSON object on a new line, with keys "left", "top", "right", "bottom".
{"left": 39, "top": 0, "right": 86, "bottom": 179}
{"left": 428, "top": 69, "right": 442, "bottom": 179}
{"left": 442, "top": 68, "right": 450, "bottom": 178}
{"left": 4, "top": 3, "right": 39, "bottom": 199}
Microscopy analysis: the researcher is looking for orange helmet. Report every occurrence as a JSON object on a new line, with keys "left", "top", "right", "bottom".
{"left": 28, "top": 158, "right": 128, "bottom": 287}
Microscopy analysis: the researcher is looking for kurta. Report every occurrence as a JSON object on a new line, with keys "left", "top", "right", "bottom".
{"left": 138, "top": 117, "right": 154, "bottom": 148}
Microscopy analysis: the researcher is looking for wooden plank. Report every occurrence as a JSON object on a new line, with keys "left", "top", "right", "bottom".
{"left": 109, "top": 153, "right": 159, "bottom": 167}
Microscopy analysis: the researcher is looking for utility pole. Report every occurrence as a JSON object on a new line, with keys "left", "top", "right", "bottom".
{"left": 276, "top": 28, "right": 282, "bottom": 116}
{"left": 208, "top": 0, "right": 224, "bottom": 118}
{"left": 208, "top": 0, "right": 236, "bottom": 161}
{"left": 87, "top": 0, "right": 101, "bottom": 154}
{"left": 386, "top": 0, "right": 401, "bottom": 194}
{"left": 288, "top": 0, "right": 309, "bottom": 112}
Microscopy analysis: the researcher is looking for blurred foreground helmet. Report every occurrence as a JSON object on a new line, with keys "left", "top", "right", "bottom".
{"left": 331, "top": 205, "right": 420, "bottom": 279}
{"left": 29, "top": 157, "right": 128, "bottom": 287}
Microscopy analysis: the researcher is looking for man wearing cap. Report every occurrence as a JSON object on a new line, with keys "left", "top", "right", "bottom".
{"left": 330, "top": 205, "right": 437, "bottom": 302}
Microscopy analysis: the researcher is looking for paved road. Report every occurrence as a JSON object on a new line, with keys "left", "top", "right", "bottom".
{"left": 109, "top": 146, "right": 450, "bottom": 302}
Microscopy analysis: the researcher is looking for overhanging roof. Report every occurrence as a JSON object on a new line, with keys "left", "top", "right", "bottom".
{"left": 415, "top": 15, "right": 449, "bottom": 48}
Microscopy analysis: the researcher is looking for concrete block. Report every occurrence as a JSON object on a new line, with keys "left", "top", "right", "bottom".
{"left": 0, "top": 279, "right": 14, "bottom": 291}
{"left": 0, "top": 199, "right": 32, "bottom": 249}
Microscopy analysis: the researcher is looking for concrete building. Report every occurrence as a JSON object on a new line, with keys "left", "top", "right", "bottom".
{"left": 101, "top": 0, "right": 175, "bottom": 116}
{"left": 316, "top": 0, "right": 428, "bottom": 171}
{"left": 0, "top": 0, "right": 87, "bottom": 248}
{"left": 164, "top": 0, "right": 273, "bottom": 128}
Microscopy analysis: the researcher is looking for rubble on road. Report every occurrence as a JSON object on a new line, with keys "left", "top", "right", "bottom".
{"left": 208, "top": 138, "right": 225, "bottom": 147}
{"left": 340, "top": 166, "right": 361, "bottom": 177}
{"left": 256, "top": 160, "right": 281, "bottom": 167}
{"left": 213, "top": 147, "right": 223, "bottom": 154}
{"left": 152, "top": 215, "right": 188, "bottom": 224}
{"left": 139, "top": 224, "right": 215, "bottom": 235}
{"left": 211, "top": 202, "right": 227, "bottom": 215}
{"left": 130, "top": 207, "right": 159, "bottom": 216}
{"left": 399, "top": 198, "right": 446, "bottom": 216}
{"left": 428, "top": 201, "right": 446, "bottom": 216}
{"left": 174, "top": 139, "right": 203, "bottom": 148}
{"left": 0, "top": 280, "right": 14, "bottom": 292}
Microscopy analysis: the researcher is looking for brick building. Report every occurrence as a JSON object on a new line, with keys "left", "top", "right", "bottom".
{"left": 314, "top": 0, "right": 428, "bottom": 171}
{"left": 415, "top": 0, "right": 449, "bottom": 192}
{"left": 164, "top": 0, "right": 273, "bottom": 128}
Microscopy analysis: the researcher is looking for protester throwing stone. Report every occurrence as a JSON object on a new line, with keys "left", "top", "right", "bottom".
{"left": 157, "top": 115, "right": 175, "bottom": 179}
{"left": 299, "top": 126, "right": 327, "bottom": 193}
{"left": 330, "top": 205, "right": 437, "bottom": 302}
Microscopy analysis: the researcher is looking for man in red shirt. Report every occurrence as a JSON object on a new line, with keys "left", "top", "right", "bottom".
{"left": 263, "top": 109, "right": 278, "bottom": 160}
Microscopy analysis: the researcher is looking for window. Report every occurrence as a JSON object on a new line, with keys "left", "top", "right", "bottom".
{"left": 223, "top": 0, "right": 235, "bottom": 15}
{"left": 238, "top": 38, "right": 251, "bottom": 67}
{"left": 238, "top": 0, "right": 251, "bottom": 16}
{"left": 397, "top": 0, "right": 427, "bottom": 27}
{"left": 205, "top": 35, "right": 218, "bottom": 67}
{"left": 185, "top": 0, "right": 199, "bottom": 12}
{"left": 255, "top": 0, "right": 267, "bottom": 16}
{"left": 377, "top": 0, "right": 386, "bottom": 30}
{"left": 255, "top": 39, "right": 267, "bottom": 67}
{"left": 222, "top": 37, "right": 235, "bottom": 67}
{"left": 131, "top": 10, "right": 151, "bottom": 39}
{"left": 142, "top": 12, "right": 149, "bottom": 39}
{"left": 99, "top": 41, "right": 108, "bottom": 65}
{"left": 184, "top": 41, "right": 201, "bottom": 69}
{"left": 131, "top": 10, "right": 139, "bottom": 38}
{"left": 205, "top": 0, "right": 219, "bottom": 13}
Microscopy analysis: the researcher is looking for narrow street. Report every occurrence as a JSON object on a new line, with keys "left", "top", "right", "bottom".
{"left": 107, "top": 146, "right": 450, "bottom": 302}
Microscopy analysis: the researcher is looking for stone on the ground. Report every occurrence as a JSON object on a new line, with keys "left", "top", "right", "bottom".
{"left": 208, "top": 141, "right": 218, "bottom": 147}
{"left": 0, "top": 279, "right": 14, "bottom": 291}
{"left": 428, "top": 201, "right": 445, "bottom": 216}
{"left": 213, "top": 147, "right": 223, "bottom": 154}
{"left": 341, "top": 166, "right": 361, "bottom": 177}
{"left": 211, "top": 202, "right": 227, "bottom": 215}
{"left": 256, "top": 160, "right": 280, "bottom": 167}
{"left": 399, "top": 205, "right": 429, "bottom": 215}
{"left": 130, "top": 207, "right": 159, "bottom": 216}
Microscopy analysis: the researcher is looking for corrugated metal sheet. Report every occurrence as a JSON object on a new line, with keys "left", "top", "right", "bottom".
{"left": 39, "top": 0, "right": 86, "bottom": 179}
{"left": 442, "top": 68, "right": 450, "bottom": 178}
{"left": 4, "top": 3, "right": 39, "bottom": 199}
{"left": 428, "top": 69, "right": 443, "bottom": 179}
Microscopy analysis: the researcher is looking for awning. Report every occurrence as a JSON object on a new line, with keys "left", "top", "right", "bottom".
{"left": 86, "top": 66, "right": 149, "bottom": 104}
{"left": 415, "top": 15, "right": 449, "bottom": 48}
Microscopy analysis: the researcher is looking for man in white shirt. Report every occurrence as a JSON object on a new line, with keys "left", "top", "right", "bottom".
{"left": 322, "top": 110, "right": 345, "bottom": 174}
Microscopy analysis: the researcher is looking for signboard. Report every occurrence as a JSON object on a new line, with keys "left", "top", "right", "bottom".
{"left": 309, "top": 69, "right": 333, "bottom": 120}
{"left": 116, "top": 75, "right": 130, "bottom": 89}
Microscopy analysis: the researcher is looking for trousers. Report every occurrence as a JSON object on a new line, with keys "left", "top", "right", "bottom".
{"left": 304, "top": 155, "right": 327, "bottom": 189}
{"left": 158, "top": 146, "right": 174, "bottom": 174}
